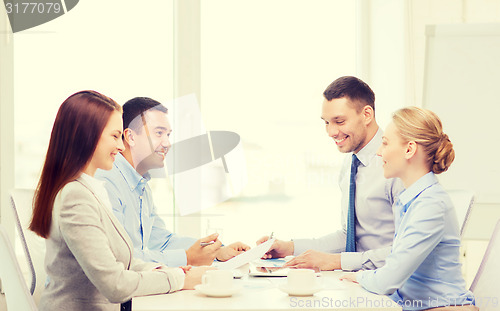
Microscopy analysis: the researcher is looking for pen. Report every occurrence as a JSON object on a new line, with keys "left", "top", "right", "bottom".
{"left": 269, "top": 232, "right": 274, "bottom": 240}
{"left": 200, "top": 241, "right": 216, "bottom": 246}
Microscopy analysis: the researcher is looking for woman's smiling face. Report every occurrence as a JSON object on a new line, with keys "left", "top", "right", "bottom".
{"left": 377, "top": 121, "right": 408, "bottom": 179}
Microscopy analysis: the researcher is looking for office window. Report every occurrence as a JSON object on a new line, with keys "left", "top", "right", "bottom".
{"left": 13, "top": 0, "right": 356, "bottom": 245}
{"left": 198, "top": 0, "right": 356, "bottom": 243}
{"left": 14, "top": 0, "right": 175, "bottom": 189}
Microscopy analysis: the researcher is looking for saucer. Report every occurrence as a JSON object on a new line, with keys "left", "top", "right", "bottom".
{"left": 194, "top": 284, "right": 243, "bottom": 297}
{"left": 278, "top": 284, "right": 323, "bottom": 296}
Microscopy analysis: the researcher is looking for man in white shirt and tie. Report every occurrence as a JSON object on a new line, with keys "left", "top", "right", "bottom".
{"left": 259, "top": 76, "right": 403, "bottom": 271}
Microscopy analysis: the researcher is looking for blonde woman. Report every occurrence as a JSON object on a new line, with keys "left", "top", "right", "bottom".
{"left": 341, "top": 107, "right": 476, "bottom": 311}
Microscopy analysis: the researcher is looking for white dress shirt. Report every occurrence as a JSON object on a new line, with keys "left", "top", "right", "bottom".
{"left": 293, "top": 128, "right": 404, "bottom": 270}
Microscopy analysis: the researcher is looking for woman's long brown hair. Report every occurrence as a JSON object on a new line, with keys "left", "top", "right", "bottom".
{"left": 29, "top": 91, "right": 121, "bottom": 238}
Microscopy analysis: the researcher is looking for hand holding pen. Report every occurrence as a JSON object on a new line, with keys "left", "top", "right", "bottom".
{"left": 199, "top": 234, "right": 251, "bottom": 262}
{"left": 186, "top": 233, "right": 222, "bottom": 266}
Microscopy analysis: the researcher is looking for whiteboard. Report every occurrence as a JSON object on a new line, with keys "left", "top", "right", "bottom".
{"left": 423, "top": 24, "right": 500, "bottom": 203}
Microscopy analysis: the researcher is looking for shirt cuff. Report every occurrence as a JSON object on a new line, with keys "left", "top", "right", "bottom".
{"left": 157, "top": 267, "right": 185, "bottom": 292}
{"left": 340, "top": 252, "right": 363, "bottom": 271}
{"left": 291, "top": 239, "right": 311, "bottom": 256}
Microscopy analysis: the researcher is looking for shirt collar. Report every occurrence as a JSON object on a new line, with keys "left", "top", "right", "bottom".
{"left": 397, "top": 171, "right": 438, "bottom": 206}
{"left": 354, "top": 128, "right": 383, "bottom": 167}
{"left": 114, "top": 153, "right": 151, "bottom": 191}
{"left": 79, "top": 172, "right": 105, "bottom": 190}
{"left": 79, "top": 173, "right": 113, "bottom": 211}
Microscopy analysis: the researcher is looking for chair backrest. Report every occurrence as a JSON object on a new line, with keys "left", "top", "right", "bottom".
{"left": 470, "top": 219, "right": 500, "bottom": 311}
{"left": 10, "top": 189, "right": 46, "bottom": 305}
{"left": 447, "top": 189, "right": 475, "bottom": 237}
{"left": 0, "top": 224, "right": 38, "bottom": 310}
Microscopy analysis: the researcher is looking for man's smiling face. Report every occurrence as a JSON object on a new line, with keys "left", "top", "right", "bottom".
{"left": 321, "top": 97, "right": 370, "bottom": 154}
{"left": 130, "top": 109, "right": 172, "bottom": 172}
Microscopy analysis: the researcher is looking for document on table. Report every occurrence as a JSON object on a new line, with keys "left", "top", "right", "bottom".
{"left": 215, "top": 238, "right": 276, "bottom": 270}
{"left": 248, "top": 261, "right": 290, "bottom": 277}
{"left": 252, "top": 258, "right": 287, "bottom": 267}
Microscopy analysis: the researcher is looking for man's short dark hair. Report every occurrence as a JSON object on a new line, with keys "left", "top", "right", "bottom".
{"left": 122, "top": 97, "right": 168, "bottom": 132}
{"left": 323, "top": 76, "right": 375, "bottom": 112}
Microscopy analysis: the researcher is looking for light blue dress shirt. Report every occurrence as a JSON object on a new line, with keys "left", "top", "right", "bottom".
{"left": 358, "top": 172, "right": 475, "bottom": 310}
{"left": 293, "top": 129, "right": 404, "bottom": 270}
{"left": 95, "top": 153, "right": 196, "bottom": 267}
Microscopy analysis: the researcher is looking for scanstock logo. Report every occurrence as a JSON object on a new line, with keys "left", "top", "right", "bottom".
{"left": 4, "top": 0, "right": 79, "bottom": 33}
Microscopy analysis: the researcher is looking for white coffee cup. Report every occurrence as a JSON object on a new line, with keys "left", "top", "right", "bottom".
{"left": 202, "top": 270, "right": 234, "bottom": 289}
{"left": 286, "top": 269, "right": 321, "bottom": 289}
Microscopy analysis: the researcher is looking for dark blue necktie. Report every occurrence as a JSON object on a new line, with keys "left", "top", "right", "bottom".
{"left": 346, "top": 154, "right": 361, "bottom": 252}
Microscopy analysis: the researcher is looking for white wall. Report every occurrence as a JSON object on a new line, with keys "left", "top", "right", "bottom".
{"left": 363, "top": 0, "right": 500, "bottom": 127}
{"left": 407, "top": 0, "right": 500, "bottom": 107}
{"left": 0, "top": 0, "right": 15, "bottom": 243}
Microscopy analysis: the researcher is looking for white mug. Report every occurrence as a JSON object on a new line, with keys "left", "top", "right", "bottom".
{"left": 202, "top": 270, "right": 234, "bottom": 289}
{"left": 286, "top": 269, "right": 321, "bottom": 289}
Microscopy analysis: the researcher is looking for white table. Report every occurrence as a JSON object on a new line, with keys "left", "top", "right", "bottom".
{"left": 133, "top": 270, "right": 401, "bottom": 311}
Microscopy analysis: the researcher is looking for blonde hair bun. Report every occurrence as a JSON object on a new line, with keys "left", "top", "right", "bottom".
{"left": 433, "top": 133, "right": 455, "bottom": 174}
{"left": 392, "top": 107, "right": 455, "bottom": 174}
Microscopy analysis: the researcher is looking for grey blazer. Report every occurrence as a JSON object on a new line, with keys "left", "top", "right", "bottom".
{"left": 39, "top": 176, "right": 182, "bottom": 311}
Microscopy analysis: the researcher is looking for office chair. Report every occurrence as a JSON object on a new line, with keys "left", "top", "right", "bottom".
{"left": 10, "top": 189, "right": 46, "bottom": 305}
{"left": 469, "top": 219, "right": 500, "bottom": 311}
{"left": 0, "top": 224, "right": 38, "bottom": 310}
{"left": 447, "top": 189, "right": 475, "bottom": 237}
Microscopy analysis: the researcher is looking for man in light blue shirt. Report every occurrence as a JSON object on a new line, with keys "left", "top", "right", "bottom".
{"left": 260, "top": 76, "right": 403, "bottom": 271}
{"left": 96, "top": 97, "right": 248, "bottom": 267}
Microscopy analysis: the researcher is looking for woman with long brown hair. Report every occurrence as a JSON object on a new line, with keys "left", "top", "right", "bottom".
{"left": 30, "top": 91, "right": 209, "bottom": 311}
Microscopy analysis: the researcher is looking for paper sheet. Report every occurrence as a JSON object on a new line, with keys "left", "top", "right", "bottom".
{"left": 215, "top": 238, "right": 275, "bottom": 270}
